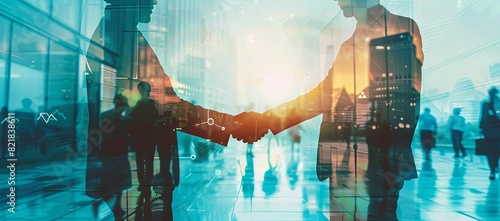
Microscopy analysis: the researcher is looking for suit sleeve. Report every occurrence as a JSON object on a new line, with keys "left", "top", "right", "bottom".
{"left": 263, "top": 67, "right": 335, "bottom": 135}
{"left": 262, "top": 34, "right": 359, "bottom": 135}
{"left": 410, "top": 19, "right": 424, "bottom": 65}
{"left": 140, "top": 35, "right": 233, "bottom": 146}
{"left": 174, "top": 100, "right": 233, "bottom": 146}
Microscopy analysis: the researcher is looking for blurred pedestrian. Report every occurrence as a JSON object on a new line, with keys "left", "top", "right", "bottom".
{"left": 15, "top": 98, "right": 36, "bottom": 156}
{"left": 479, "top": 86, "right": 500, "bottom": 180}
{"left": 447, "top": 107, "right": 467, "bottom": 158}
{"left": 288, "top": 124, "right": 304, "bottom": 153}
{"left": 99, "top": 94, "right": 131, "bottom": 220}
{"left": 418, "top": 107, "right": 438, "bottom": 161}
{"left": 156, "top": 108, "right": 180, "bottom": 220}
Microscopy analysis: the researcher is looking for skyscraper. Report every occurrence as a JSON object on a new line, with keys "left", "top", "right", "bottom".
{"left": 369, "top": 32, "right": 421, "bottom": 130}
{"left": 166, "top": 0, "right": 237, "bottom": 113}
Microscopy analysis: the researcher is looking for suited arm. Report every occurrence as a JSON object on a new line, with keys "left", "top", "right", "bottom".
{"left": 263, "top": 67, "right": 335, "bottom": 135}
{"left": 261, "top": 67, "right": 336, "bottom": 182}
{"left": 173, "top": 99, "right": 233, "bottom": 146}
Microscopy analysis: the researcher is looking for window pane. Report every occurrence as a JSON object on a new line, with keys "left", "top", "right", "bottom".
{"left": 100, "top": 64, "right": 117, "bottom": 113}
{"left": 47, "top": 41, "right": 78, "bottom": 128}
{"left": 9, "top": 24, "right": 47, "bottom": 112}
{"left": 0, "top": 17, "right": 10, "bottom": 108}
{"left": 0, "top": 17, "right": 9, "bottom": 159}
{"left": 52, "top": 0, "right": 81, "bottom": 30}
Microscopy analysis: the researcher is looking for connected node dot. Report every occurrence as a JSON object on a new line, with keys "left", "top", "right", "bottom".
{"left": 304, "top": 76, "right": 311, "bottom": 83}
{"left": 221, "top": 126, "right": 226, "bottom": 131}
{"left": 190, "top": 154, "right": 196, "bottom": 160}
{"left": 215, "top": 170, "right": 221, "bottom": 176}
{"left": 205, "top": 38, "right": 211, "bottom": 44}
{"left": 207, "top": 118, "right": 215, "bottom": 125}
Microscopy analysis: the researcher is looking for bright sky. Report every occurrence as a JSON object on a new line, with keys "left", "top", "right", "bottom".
{"left": 221, "top": 0, "right": 500, "bottom": 110}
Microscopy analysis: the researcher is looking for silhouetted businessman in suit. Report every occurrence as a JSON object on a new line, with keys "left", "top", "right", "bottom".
{"left": 234, "top": 0, "right": 424, "bottom": 220}
{"left": 85, "top": 0, "right": 254, "bottom": 219}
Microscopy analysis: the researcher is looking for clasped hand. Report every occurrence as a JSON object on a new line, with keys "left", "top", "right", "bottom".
{"left": 231, "top": 111, "right": 271, "bottom": 144}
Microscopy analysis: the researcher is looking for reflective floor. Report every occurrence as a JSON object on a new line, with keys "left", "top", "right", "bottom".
{"left": 1, "top": 136, "right": 499, "bottom": 221}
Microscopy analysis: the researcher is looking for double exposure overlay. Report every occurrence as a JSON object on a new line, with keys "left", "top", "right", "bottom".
{"left": 0, "top": 0, "right": 499, "bottom": 220}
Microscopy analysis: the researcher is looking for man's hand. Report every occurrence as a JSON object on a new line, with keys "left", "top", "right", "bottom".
{"left": 232, "top": 111, "right": 269, "bottom": 144}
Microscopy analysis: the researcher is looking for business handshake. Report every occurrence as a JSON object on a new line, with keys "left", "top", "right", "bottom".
{"left": 231, "top": 111, "right": 280, "bottom": 144}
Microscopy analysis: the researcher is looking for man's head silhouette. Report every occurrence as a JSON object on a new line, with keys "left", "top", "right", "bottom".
{"left": 335, "top": 0, "right": 380, "bottom": 18}
{"left": 453, "top": 107, "right": 462, "bottom": 115}
{"left": 113, "top": 94, "right": 128, "bottom": 107}
{"left": 137, "top": 81, "right": 151, "bottom": 99}
{"left": 488, "top": 86, "right": 499, "bottom": 97}
{"left": 21, "top": 98, "right": 32, "bottom": 109}
{"left": 104, "top": 0, "right": 157, "bottom": 23}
